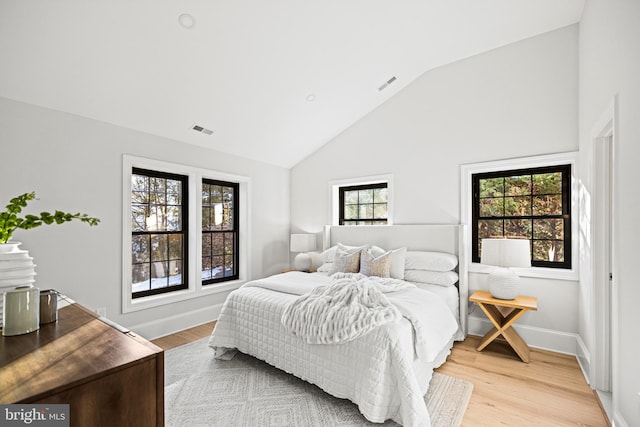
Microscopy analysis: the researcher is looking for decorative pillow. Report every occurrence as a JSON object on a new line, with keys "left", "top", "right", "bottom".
{"left": 403, "top": 270, "right": 459, "bottom": 287}
{"left": 369, "top": 246, "right": 407, "bottom": 279}
{"left": 360, "top": 250, "right": 391, "bottom": 278}
{"left": 329, "top": 249, "right": 362, "bottom": 274}
{"left": 404, "top": 251, "right": 458, "bottom": 272}
{"left": 318, "top": 243, "right": 368, "bottom": 272}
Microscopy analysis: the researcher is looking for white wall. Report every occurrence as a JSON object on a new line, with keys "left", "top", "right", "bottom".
{"left": 291, "top": 25, "right": 579, "bottom": 352}
{"left": 579, "top": 1, "right": 640, "bottom": 426}
{"left": 0, "top": 97, "right": 291, "bottom": 339}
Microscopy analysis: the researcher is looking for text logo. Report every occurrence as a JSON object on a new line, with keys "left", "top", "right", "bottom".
{"left": 0, "top": 405, "right": 69, "bottom": 426}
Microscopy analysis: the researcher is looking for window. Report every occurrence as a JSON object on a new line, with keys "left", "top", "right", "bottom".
{"left": 131, "top": 168, "right": 188, "bottom": 298}
{"left": 472, "top": 164, "right": 571, "bottom": 269}
{"left": 123, "top": 155, "right": 250, "bottom": 313}
{"left": 330, "top": 174, "right": 393, "bottom": 226}
{"left": 339, "top": 183, "right": 388, "bottom": 225}
{"left": 202, "top": 179, "right": 239, "bottom": 284}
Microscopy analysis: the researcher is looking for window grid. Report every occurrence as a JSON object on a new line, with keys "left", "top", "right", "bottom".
{"left": 202, "top": 179, "right": 239, "bottom": 285}
{"left": 339, "top": 183, "right": 388, "bottom": 225}
{"left": 131, "top": 167, "right": 188, "bottom": 298}
{"left": 472, "top": 164, "right": 571, "bottom": 269}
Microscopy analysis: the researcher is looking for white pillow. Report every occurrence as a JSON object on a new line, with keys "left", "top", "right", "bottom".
{"left": 337, "top": 243, "right": 369, "bottom": 253}
{"left": 404, "top": 251, "right": 458, "bottom": 272}
{"left": 360, "top": 250, "right": 391, "bottom": 278}
{"left": 369, "top": 246, "right": 407, "bottom": 279}
{"left": 403, "top": 270, "right": 459, "bottom": 287}
{"left": 317, "top": 262, "right": 332, "bottom": 273}
{"left": 320, "top": 245, "right": 338, "bottom": 263}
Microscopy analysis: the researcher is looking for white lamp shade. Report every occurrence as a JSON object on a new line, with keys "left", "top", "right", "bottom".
{"left": 480, "top": 238, "right": 531, "bottom": 268}
{"left": 290, "top": 234, "right": 316, "bottom": 253}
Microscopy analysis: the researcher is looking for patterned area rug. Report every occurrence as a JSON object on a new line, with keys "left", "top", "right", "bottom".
{"left": 165, "top": 338, "right": 473, "bottom": 427}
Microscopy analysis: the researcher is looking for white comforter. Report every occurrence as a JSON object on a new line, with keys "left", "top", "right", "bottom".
{"left": 209, "top": 272, "right": 459, "bottom": 426}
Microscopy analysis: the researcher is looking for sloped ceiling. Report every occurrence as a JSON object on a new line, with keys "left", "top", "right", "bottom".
{"left": 0, "top": 1, "right": 584, "bottom": 168}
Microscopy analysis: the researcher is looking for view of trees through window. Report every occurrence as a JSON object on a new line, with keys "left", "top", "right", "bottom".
{"left": 131, "top": 168, "right": 188, "bottom": 298}
{"left": 202, "top": 179, "right": 239, "bottom": 284}
{"left": 339, "top": 183, "right": 388, "bottom": 225}
{"left": 472, "top": 165, "right": 571, "bottom": 269}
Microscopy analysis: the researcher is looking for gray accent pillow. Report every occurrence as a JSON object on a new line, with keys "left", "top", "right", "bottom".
{"left": 319, "top": 243, "right": 368, "bottom": 273}
{"left": 329, "top": 249, "right": 362, "bottom": 274}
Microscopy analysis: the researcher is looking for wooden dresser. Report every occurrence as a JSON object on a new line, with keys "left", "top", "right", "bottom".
{"left": 0, "top": 295, "right": 164, "bottom": 427}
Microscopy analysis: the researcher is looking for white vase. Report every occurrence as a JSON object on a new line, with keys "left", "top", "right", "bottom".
{"left": 0, "top": 242, "right": 37, "bottom": 328}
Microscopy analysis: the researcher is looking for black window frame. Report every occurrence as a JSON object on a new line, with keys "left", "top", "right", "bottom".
{"left": 339, "top": 182, "right": 388, "bottom": 226}
{"left": 472, "top": 164, "right": 572, "bottom": 269}
{"left": 131, "top": 167, "right": 189, "bottom": 299}
{"left": 201, "top": 178, "right": 240, "bottom": 285}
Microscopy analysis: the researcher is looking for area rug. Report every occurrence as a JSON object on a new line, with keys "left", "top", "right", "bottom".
{"left": 165, "top": 338, "right": 473, "bottom": 427}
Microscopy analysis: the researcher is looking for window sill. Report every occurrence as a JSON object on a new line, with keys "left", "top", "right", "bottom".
{"left": 468, "top": 263, "right": 579, "bottom": 282}
{"left": 200, "top": 280, "right": 245, "bottom": 295}
{"left": 123, "top": 279, "right": 245, "bottom": 313}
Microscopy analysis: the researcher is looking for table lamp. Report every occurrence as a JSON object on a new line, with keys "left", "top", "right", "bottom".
{"left": 481, "top": 238, "right": 531, "bottom": 300}
{"left": 290, "top": 234, "right": 316, "bottom": 271}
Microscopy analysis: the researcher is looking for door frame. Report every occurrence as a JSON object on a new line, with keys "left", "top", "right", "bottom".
{"left": 590, "top": 97, "right": 617, "bottom": 393}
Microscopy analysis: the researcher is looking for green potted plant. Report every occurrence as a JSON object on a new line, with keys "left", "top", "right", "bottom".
{"left": 0, "top": 192, "right": 100, "bottom": 333}
{"left": 0, "top": 191, "right": 100, "bottom": 245}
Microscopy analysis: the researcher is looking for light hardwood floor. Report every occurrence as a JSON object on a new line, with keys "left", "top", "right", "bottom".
{"left": 436, "top": 336, "right": 609, "bottom": 427}
{"left": 153, "top": 322, "right": 609, "bottom": 426}
{"left": 152, "top": 322, "right": 216, "bottom": 351}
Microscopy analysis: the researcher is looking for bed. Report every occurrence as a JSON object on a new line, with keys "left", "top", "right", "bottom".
{"left": 209, "top": 225, "right": 468, "bottom": 427}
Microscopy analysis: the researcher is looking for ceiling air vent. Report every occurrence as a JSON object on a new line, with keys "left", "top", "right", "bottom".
{"left": 191, "top": 124, "right": 214, "bottom": 135}
{"left": 378, "top": 76, "right": 397, "bottom": 91}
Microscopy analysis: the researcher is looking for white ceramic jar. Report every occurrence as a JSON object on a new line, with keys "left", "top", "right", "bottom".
{"left": 2, "top": 285, "right": 40, "bottom": 336}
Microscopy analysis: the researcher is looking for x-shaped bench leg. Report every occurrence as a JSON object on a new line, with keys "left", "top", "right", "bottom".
{"left": 476, "top": 302, "right": 531, "bottom": 362}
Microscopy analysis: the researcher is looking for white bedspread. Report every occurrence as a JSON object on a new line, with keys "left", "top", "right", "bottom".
{"left": 209, "top": 272, "right": 459, "bottom": 426}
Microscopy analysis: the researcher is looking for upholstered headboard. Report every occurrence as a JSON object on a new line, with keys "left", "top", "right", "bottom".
{"left": 322, "top": 224, "right": 468, "bottom": 337}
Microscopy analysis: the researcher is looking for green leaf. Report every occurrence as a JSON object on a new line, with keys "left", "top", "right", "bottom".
{"left": 0, "top": 191, "right": 100, "bottom": 243}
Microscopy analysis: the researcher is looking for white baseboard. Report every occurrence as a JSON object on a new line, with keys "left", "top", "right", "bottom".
{"left": 130, "top": 303, "right": 223, "bottom": 341}
{"left": 468, "top": 316, "right": 579, "bottom": 356}
{"left": 614, "top": 412, "right": 629, "bottom": 427}
{"left": 575, "top": 334, "right": 591, "bottom": 385}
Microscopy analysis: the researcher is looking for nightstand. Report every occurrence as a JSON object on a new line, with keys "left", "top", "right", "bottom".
{"left": 469, "top": 290, "right": 538, "bottom": 363}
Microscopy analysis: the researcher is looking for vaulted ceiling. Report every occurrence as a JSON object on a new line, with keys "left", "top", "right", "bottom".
{"left": 0, "top": 1, "right": 584, "bottom": 168}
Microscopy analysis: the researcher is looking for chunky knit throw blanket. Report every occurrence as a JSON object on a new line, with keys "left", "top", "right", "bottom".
{"left": 281, "top": 273, "right": 414, "bottom": 344}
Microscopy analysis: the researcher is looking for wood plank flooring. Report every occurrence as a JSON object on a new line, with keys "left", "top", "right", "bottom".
{"left": 154, "top": 322, "right": 609, "bottom": 426}
{"left": 152, "top": 321, "right": 216, "bottom": 351}
{"left": 436, "top": 336, "right": 608, "bottom": 427}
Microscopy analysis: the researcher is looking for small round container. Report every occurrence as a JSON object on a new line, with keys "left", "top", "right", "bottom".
{"left": 39, "top": 289, "right": 59, "bottom": 324}
{"left": 2, "top": 285, "right": 40, "bottom": 336}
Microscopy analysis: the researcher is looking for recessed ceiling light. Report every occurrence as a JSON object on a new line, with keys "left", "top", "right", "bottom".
{"left": 306, "top": 94, "right": 316, "bottom": 102}
{"left": 178, "top": 13, "right": 196, "bottom": 29}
